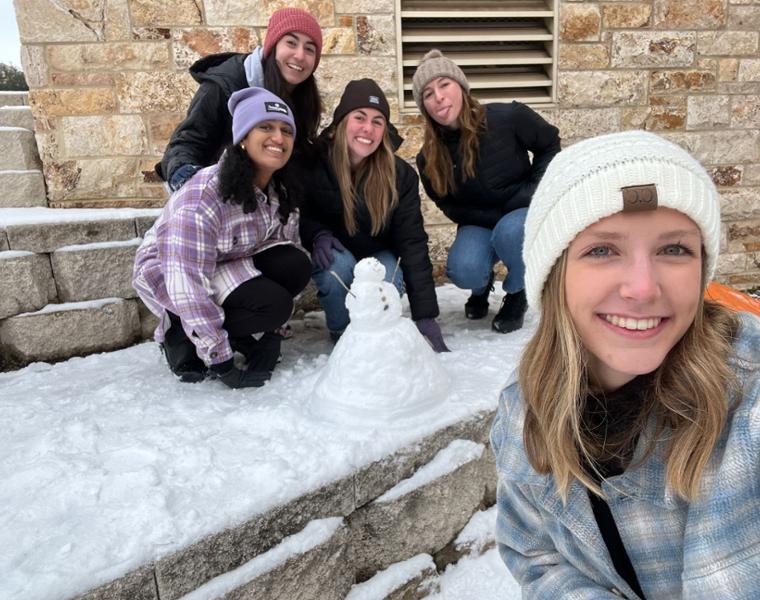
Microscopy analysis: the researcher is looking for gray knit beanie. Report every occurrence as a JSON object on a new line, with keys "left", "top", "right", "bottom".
{"left": 524, "top": 130, "right": 721, "bottom": 310}
{"left": 412, "top": 49, "right": 470, "bottom": 112}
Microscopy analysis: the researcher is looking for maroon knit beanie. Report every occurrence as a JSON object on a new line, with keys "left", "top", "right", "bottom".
{"left": 262, "top": 8, "right": 323, "bottom": 70}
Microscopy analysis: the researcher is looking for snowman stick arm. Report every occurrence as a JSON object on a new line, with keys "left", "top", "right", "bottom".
{"left": 391, "top": 256, "right": 402, "bottom": 286}
{"left": 329, "top": 270, "right": 357, "bottom": 297}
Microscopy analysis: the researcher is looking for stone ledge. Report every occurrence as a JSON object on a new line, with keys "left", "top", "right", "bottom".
{"left": 0, "top": 127, "right": 41, "bottom": 170}
{"left": 0, "top": 251, "right": 56, "bottom": 320}
{"left": 0, "top": 92, "right": 28, "bottom": 107}
{"left": 5, "top": 218, "right": 138, "bottom": 253}
{"left": 73, "top": 565, "right": 158, "bottom": 600}
{"left": 0, "top": 170, "right": 46, "bottom": 208}
{"left": 0, "top": 106, "right": 34, "bottom": 129}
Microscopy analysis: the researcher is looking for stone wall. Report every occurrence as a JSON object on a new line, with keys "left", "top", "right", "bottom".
{"left": 12, "top": 0, "right": 760, "bottom": 288}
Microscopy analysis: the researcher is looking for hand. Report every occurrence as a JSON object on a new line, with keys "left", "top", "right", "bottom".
{"left": 415, "top": 318, "right": 450, "bottom": 353}
{"left": 311, "top": 231, "right": 346, "bottom": 271}
{"left": 169, "top": 164, "right": 201, "bottom": 191}
{"left": 211, "top": 359, "right": 271, "bottom": 389}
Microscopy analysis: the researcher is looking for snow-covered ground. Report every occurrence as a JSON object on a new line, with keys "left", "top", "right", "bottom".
{"left": 1, "top": 284, "right": 533, "bottom": 600}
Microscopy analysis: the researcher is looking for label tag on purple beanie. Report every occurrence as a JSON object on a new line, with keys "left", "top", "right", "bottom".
{"left": 621, "top": 184, "right": 658, "bottom": 212}
{"left": 265, "top": 101, "right": 289, "bottom": 115}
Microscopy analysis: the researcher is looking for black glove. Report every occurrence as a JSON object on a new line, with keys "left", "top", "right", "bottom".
{"left": 311, "top": 231, "right": 346, "bottom": 270}
{"left": 211, "top": 359, "right": 271, "bottom": 389}
{"left": 415, "top": 318, "right": 450, "bottom": 353}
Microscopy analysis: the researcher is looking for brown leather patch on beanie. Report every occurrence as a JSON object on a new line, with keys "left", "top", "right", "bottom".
{"left": 621, "top": 184, "right": 658, "bottom": 212}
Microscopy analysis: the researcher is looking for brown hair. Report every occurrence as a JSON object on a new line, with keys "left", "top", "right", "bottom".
{"left": 420, "top": 91, "right": 486, "bottom": 198}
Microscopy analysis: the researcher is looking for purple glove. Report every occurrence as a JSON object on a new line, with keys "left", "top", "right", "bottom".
{"left": 415, "top": 318, "right": 450, "bottom": 353}
{"left": 312, "top": 231, "right": 346, "bottom": 271}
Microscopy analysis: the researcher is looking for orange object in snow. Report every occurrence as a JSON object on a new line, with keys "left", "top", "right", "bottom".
{"left": 705, "top": 282, "right": 760, "bottom": 316}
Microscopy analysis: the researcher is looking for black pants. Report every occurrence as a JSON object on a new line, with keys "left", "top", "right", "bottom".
{"left": 221, "top": 244, "right": 311, "bottom": 337}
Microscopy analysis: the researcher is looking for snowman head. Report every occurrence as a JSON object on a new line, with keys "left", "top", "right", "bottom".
{"left": 346, "top": 258, "right": 402, "bottom": 330}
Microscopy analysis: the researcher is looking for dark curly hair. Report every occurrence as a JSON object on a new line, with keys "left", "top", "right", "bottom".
{"left": 217, "top": 144, "right": 300, "bottom": 222}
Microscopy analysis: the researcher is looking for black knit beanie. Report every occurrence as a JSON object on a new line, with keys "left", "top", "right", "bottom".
{"left": 332, "top": 79, "right": 390, "bottom": 125}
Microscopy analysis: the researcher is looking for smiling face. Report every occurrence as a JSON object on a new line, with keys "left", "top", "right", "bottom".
{"left": 243, "top": 119, "right": 294, "bottom": 187}
{"left": 421, "top": 76, "right": 464, "bottom": 129}
{"left": 274, "top": 32, "right": 317, "bottom": 87}
{"left": 343, "top": 107, "right": 387, "bottom": 167}
{"left": 564, "top": 207, "right": 703, "bottom": 391}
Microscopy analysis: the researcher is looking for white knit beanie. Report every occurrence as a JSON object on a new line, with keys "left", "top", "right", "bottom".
{"left": 523, "top": 130, "right": 721, "bottom": 310}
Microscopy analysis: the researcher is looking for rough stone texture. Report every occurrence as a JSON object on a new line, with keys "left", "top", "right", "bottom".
{"left": 354, "top": 410, "right": 494, "bottom": 508}
{"left": 350, "top": 443, "right": 489, "bottom": 580}
{"left": 172, "top": 28, "right": 257, "bottom": 69}
{"left": 135, "top": 215, "right": 158, "bottom": 238}
{"left": 0, "top": 299, "right": 140, "bottom": 366}
{"left": 720, "top": 188, "right": 760, "bottom": 220}
{"left": 357, "top": 15, "right": 396, "bottom": 55}
{"left": 147, "top": 113, "right": 183, "bottom": 155}
{"left": 46, "top": 158, "right": 144, "bottom": 203}
{"left": 204, "top": 0, "right": 335, "bottom": 27}
{"left": 738, "top": 59, "right": 760, "bottom": 82}
{"left": 0, "top": 92, "right": 27, "bottom": 107}
{"left": 334, "top": 0, "right": 394, "bottom": 11}
{"left": 14, "top": 0, "right": 103, "bottom": 43}
{"left": 46, "top": 42, "right": 170, "bottom": 71}
{"left": 744, "top": 164, "right": 760, "bottom": 186}
{"left": 611, "top": 31, "right": 696, "bottom": 68}
{"left": 717, "top": 252, "right": 748, "bottom": 276}
{"left": 216, "top": 523, "right": 352, "bottom": 600}
{"left": 602, "top": 3, "right": 652, "bottom": 28}
{"left": 116, "top": 72, "right": 198, "bottom": 112}
{"left": 710, "top": 165, "right": 743, "bottom": 187}
{"left": 5, "top": 219, "right": 137, "bottom": 253}
{"left": 155, "top": 476, "right": 354, "bottom": 600}
{"left": 0, "top": 231, "right": 8, "bottom": 251}
{"left": 426, "top": 225, "right": 456, "bottom": 269}
{"left": 559, "top": 70, "right": 648, "bottom": 106}
{"left": 74, "top": 565, "right": 158, "bottom": 600}
{"left": 50, "top": 72, "right": 116, "bottom": 87}
{"left": 20, "top": 44, "right": 48, "bottom": 88}
{"left": 665, "top": 130, "right": 760, "bottom": 163}
{"left": 719, "top": 58, "right": 741, "bottom": 81}
{"left": 727, "top": 219, "right": 760, "bottom": 253}
{"left": 551, "top": 108, "right": 619, "bottom": 139}
{"left": 629, "top": 95, "right": 686, "bottom": 130}
{"left": 687, "top": 95, "right": 730, "bottom": 129}
{"left": 51, "top": 240, "right": 140, "bottom": 302}
{"left": 654, "top": 0, "right": 727, "bottom": 29}
{"left": 29, "top": 89, "right": 116, "bottom": 118}
{"left": 0, "top": 106, "right": 34, "bottom": 129}
{"left": 128, "top": 0, "right": 203, "bottom": 27}
{"left": 293, "top": 280, "right": 320, "bottom": 315}
{"left": 650, "top": 69, "right": 716, "bottom": 93}
{"left": 558, "top": 43, "right": 610, "bottom": 69}
{"left": 317, "top": 57, "right": 397, "bottom": 110}
{"left": 0, "top": 171, "right": 46, "bottom": 208}
{"left": 0, "top": 252, "right": 55, "bottom": 320}
{"left": 0, "top": 128, "right": 42, "bottom": 170}
{"left": 351, "top": 558, "right": 439, "bottom": 600}
{"left": 560, "top": 4, "right": 601, "bottom": 42}
{"left": 697, "top": 31, "right": 759, "bottom": 55}
{"left": 104, "top": 0, "right": 132, "bottom": 42}
{"left": 728, "top": 5, "right": 760, "bottom": 29}
{"left": 322, "top": 26, "right": 357, "bottom": 56}
{"left": 136, "top": 299, "right": 158, "bottom": 340}
{"left": 61, "top": 116, "right": 148, "bottom": 158}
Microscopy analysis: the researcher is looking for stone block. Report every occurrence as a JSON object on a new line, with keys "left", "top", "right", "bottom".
{"left": 316, "top": 57, "right": 397, "bottom": 107}
{"left": 611, "top": 31, "right": 695, "bottom": 68}
{"left": 421, "top": 197, "right": 451, "bottom": 227}
{"left": 665, "top": 130, "right": 760, "bottom": 163}
{"left": 154, "top": 476, "right": 354, "bottom": 600}
{"left": 357, "top": 15, "right": 395, "bottom": 55}
{"left": 293, "top": 280, "right": 320, "bottom": 315}
{"left": 47, "top": 42, "right": 170, "bottom": 71}
{"left": 720, "top": 188, "right": 760, "bottom": 220}
{"left": 28, "top": 89, "right": 116, "bottom": 118}
{"left": 0, "top": 107, "right": 34, "bottom": 129}
{"left": 559, "top": 43, "right": 610, "bottom": 69}
{"left": 716, "top": 252, "right": 748, "bottom": 276}
{"left": 687, "top": 95, "right": 730, "bottom": 129}
{"left": 353, "top": 409, "right": 494, "bottom": 507}
{"left": 116, "top": 72, "right": 198, "bottom": 113}
{"left": 738, "top": 59, "right": 760, "bottom": 81}
{"left": 350, "top": 439, "right": 489, "bottom": 580}
{"left": 709, "top": 165, "right": 743, "bottom": 187}
{"left": 136, "top": 299, "right": 158, "bottom": 340}
{"left": 0, "top": 230, "right": 8, "bottom": 251}
{"left": 14, "top": 0, "right": 103, "bottom": 42}
{"left": 426, "top": 224, "right": 456, "bottom": 266}
{"left": 0, "top": 92, "right": 27, "bottom": 107}
{"left": 172, "top": 28, "right": 257, "bottom": 69}
{"left": 322, "top": 26, "right": 357, "bottom": 56}
{"left": 5, "top": 219, "right": 137, "bottom": 253}
{"left": 0, "top": 252, "right": 55, "bottom": 320}
{"left": 61, "top": 116, "right": 147, "bottom": 157}
{"left": 650, "top": 70, "right": 716, "bottom": 93}
{"left": 553, "top": 108, "right": 620, "bottom": 139}
{"left": 559, "top": 71, "right": 648, "bottom": 107}
{"left": 74, "top": 565, "right": 158, "bottom": 600}
{"left": 744, "top": 164, "right": 760, "bottom": 186}
{"left": 0, "top": 171, "right": 47, "bottom": 208}
{"left": 719, "top": 59, "right": 740, "bottom": 81}
{"left": 698, "top": 31, "right": 758, "bottom": 56}
{"left": 51, "top": 239, "right": 141, "bottom": 302}
{"left": 104, "top": 0, "right": 132, "bottom": 42}
{"left": 727, "top": 218, "right": 760, "bottom": 253}
{"left": 147, "top": 113, "right": 183, "bottom": 155}
{"left": 207, "top": 520, "right": 352, "bottom": 600}
{"left": 20, "top": 44, "right": 47, "bottom": 89}
{"left": 128, "top": 0, "right": 202, "bottom": 26}
{"left": 347, "top": 554, "right": 439, "bottom": 600}
{"left": 602, "top": 3, "right": 652, "bottom": 28}
{"left": 0, "top": 128, "right": 41, "bottom": 170}
{"left": 45, "top": 158, "right": 143, "bottom": 203}
{"left": 653, "top": 0, "right": 727, "bottom": 28}
{"left": 560, "top": 4, "right": 601, "bottom": 41}
{"left": 135, "top": 215, "right": 157, "bottom": 238}
{"left": 623, "top": 96, "right": 686, "bottom": 130}
{"left": 0, "top": 298, "right": 140, "bottom": 366}
{"left": 728, "top": 5, "right": 760, "bottom": 29}
{"left": 334, "top": 0, "right": 394, "bottom": 11}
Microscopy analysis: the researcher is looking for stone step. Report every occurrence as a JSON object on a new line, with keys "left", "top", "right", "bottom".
{"left": 0, "top": 170, "right": 46, "bottom": 208}
{"left": 0, "top": 250, "right": 56, "bottom": 320}
{"left": 347, "top": 554, "right": 440, "bottom": 600}
{"left": 0, "top": 105, "right": 34, "bottom": 130}
{"left": 4, "top": 215, "right": 141, "bottom": 253}
{"left": 0, "top": 126, "right": 41, "bottom": 170}
{"left": 0, "top": 91, "right": 28, "bottom": 107}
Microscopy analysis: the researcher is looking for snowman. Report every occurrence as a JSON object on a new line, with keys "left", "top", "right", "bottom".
{"left": 310, "top": 258, "right": 450, "bottom": 425}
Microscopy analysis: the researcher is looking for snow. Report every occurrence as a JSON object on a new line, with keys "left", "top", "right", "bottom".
{"left": 0, "top": 284, "right": 534, "bottom": 600}
{"left": 178, "top": 517, "right": 344, "bottom": 600}
{"left": 0, "top": 207, "right": 161, "bottom": 227}
{"left": 346, "top": 554, "right": 436, "bottom": 600}
{"left": 454, "top": 506, "right": 497, "bottom": 553}
{"left": 430, "top": 548, "right": 522, "bottom": 599}
{"left": 16, "top": 297, "right": 125, "bottom": 317}
{"left": 0, "top": 249, "right": 34, "bottom": 259}
{"left": 55, "top": 238, "right": 142, "bottom": 252}
{"left": 377, "top": 440, "right": 484, "bottom": 503}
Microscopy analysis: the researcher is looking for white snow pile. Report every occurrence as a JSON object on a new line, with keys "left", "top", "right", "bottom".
{"left": 0, "top": 284, "right": 535, "bottom": 600}
{"left": 346, "top": 553, "right": 437, "bottom": 600}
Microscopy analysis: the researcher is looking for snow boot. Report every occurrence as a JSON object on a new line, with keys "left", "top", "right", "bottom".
{"left": 464, "top": 271, "right": 495, "bottom": 320}
{"left": 492, "top": 289, "right": 528, "bottom": 334}
{"left": 162, "top": 316, "right": 207, "bottom": 383}
{"left": 230, "top": 332, "right": 282, "bottom": 375}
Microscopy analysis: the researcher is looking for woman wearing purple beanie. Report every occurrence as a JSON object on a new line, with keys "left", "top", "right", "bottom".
{"left": 135, "top": 88, "right": 311, "bottom": 388}
{"left": 158, "top": 8, "right": 324, "bottom": 191}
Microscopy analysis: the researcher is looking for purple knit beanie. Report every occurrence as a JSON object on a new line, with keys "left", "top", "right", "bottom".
{"left": 227, "top": 87, "right": 296, "bottom": 145}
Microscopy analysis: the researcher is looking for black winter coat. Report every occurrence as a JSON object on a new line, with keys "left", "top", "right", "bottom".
{"left": 157, "top": 53, "right": 249, "bottom": 182}
{"left": 295, "top": 139, "right": 439, "bottom": 321}
{"left": 416, "top": 102, "right": 561, "bottom": 229}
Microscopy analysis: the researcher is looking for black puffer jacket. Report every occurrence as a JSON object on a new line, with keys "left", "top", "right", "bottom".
{"left": 157, "top": 53, "right": 249, "bottom": 182}
{"left": 296, "top": 135, "right": 439, "bottom": 321}
{"left": 416, "top": 102, "right": 561, "bottom": 229}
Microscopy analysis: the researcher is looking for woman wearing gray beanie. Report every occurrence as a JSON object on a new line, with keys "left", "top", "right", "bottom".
{"left": 413, "top": 49, "right": 561, "bottom": 334}
{"left": 491, "top": 130, "right": 760, "bottom": 598}
{"left": 134, "top": 87, "right": 311, "bottom": 388}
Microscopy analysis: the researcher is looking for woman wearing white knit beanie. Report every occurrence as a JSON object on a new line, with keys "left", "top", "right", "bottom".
{"left": 491, "top": 130, "right": 760, "bottom": 599}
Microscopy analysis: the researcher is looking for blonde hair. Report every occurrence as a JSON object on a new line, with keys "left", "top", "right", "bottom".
{"left": 420, "top": 91, "right": 486, "bottom": 198}
{"left": 519, "top": 251, "right": 739, "bottom": 501}
{"left": 329, "top": 119, "right": 398, "bottom": 236}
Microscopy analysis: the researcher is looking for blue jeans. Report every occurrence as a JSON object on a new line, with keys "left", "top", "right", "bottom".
{"left": 446, "top": 208, "right": 527, "bottom": 295}
{"left": 312, "top": 248, "right": 404, "bottom": 333}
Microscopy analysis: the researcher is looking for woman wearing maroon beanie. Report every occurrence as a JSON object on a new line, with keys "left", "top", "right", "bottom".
{"left": 158, "top": 8, "right": 324, "bottom": 191}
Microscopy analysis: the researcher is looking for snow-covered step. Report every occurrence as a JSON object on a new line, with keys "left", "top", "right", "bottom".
{"left": 347, "top": 554, "right": 440, "bottom": 600}
{"left": 0, "top": 250, "right": 55, "bottom": 319}
{"left": 0, "top": 126, "right": 41, "bottom": 170}
{"left": 0, "top": 169, "right": 46, "bottom": 208}
{"left": 0, "top": 105, "right": 34, "bottom": 130}
{"left": 0, "top": 91, "right": 28, "bottom": 107}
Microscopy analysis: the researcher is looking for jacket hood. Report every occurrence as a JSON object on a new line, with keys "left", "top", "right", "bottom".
{"left": 189, "top": 52, "right": 249, "bottom": 93}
